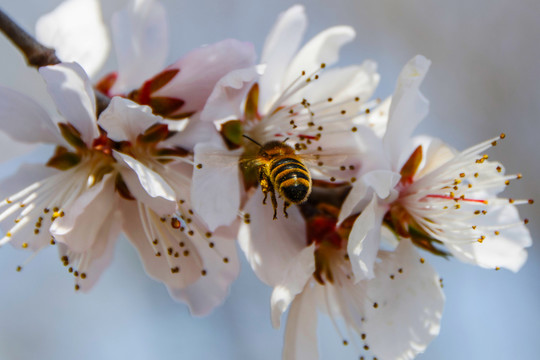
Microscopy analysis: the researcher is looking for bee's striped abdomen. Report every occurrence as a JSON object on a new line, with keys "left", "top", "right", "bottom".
{"left": 270, "top": 157, "right": 311, "bottom": 204}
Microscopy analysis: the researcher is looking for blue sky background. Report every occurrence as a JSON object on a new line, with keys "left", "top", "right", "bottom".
{"left": 0, "top": 0, "right": 538, "bottom": 359}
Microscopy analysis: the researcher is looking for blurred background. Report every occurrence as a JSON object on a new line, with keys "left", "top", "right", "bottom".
{"left": 0, "top": 0, "right": 538, "bottom": 358}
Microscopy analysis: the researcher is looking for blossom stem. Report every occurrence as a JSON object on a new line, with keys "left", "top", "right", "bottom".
{"left": 0, "top": 8, "right": 111, "bottom": 115}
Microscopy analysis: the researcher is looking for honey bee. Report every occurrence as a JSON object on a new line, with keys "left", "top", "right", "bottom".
{"left": 243, "top": 136, "right": 312, "bottom": 219}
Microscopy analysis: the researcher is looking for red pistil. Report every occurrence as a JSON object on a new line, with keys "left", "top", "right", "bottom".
{"left": 92, "top": 134, "right": 114, "bottom": 156}
{"left": 137, "top": 79, "right": 153, "bottom": 105}
{"left": 95, "top": 72, "right": 118, "bottom": 97}
{"left": 307, "top": 216, "right": 342, "bottom": 248}
{"left": 426, "top": 194, "right": 487, "bottom": 204}
{"left": 297, "top": 134, "right": 318, "bottom": 140}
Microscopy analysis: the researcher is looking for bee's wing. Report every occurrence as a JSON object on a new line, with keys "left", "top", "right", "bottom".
{"left": 290, "top": 123, "right": 386, "bottom": 182}
{"left": 297, "top": 149, "right": 362, "bottom": 182}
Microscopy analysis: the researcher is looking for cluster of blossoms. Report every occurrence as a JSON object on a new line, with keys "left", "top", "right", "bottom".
{"left": 0, "top": 1, "right": 532, "bottom": 359}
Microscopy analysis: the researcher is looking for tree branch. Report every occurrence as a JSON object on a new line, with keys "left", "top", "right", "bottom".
{"left": 0, "top": 8, "right": 111, "bottom": 115}
{"left": 0, "top": 8, "right": 60, "bottom": 67}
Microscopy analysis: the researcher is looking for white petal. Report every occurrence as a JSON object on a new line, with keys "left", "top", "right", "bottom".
{"left": 238, "top": 190, "right": 307, "bottom": 286}
{"left": 154, "top": 39, "right": 256, "bottom": 116}
{"left": 66, "top": 207, "right": 122, "bottom": 292}
{"left": 355, "top": 96, "right": 392, "bottom": 138}
{"left": 363, "top": 170, "right": 401, "bottom": 200}
{"left": 283, "top": 287, "right": 319, "bottom": 360}
{"left": 0, "top": 164, "right": 59, "bottom": 250}
{"left": 0, "top": 164, "right": 58, "bottom": 205}
{"left": 39, "top": 62, "right": 99, "bottom": 145}
{"left": 36, "top": 0, "right": 110, "bottom": 78}
{"left": 414, "top": 136, "right": 455, "bottom": 178}
{"left": 383, "top": 55, "right": 431, "bottom": 170}
{"left": 347, "top": 193, "right": 385, "bottom": 281}
{"left": 364, "top": 239, "right": 444, "bottom": 360}
{"left": 339, "top": 180, "right": 369, "bottom": 224}
{"left": 98, "top": 97, "right": 161, "bottom": 142}
{"left": 50, "top": 174, "right": 115, "bottom": 252}
{"left": 259, "top": 5, "right": 307, "bottom": 108}
{"left": 110, "top": 0, "right": 168, "bottom": 93}
{"left": 200, "top": 66, "right": 261, "bottom": 123}
{"left": 167, "top": 221, "right": 240, "bottom": 316}
{"left": 447, "top": 205, "right": 531, "bottom": 272}
{"left": 120, "top": 201, "right": 201, "bottom": 289}
{"left": 338, "top": 168, "right": 398, "bottom": 224}
{"left": 271, "top": 244, "right": 315, "bottom": 328}
{"left": 161, "top": 114, "right": 217, "bottom": 151}
{"left": 290, "top": 61, "right": 380, "bottom": 110}
{"left": 0, "top": 86, "right": 62, "bottom": 144}
{"left": 115, "top": 152, "right": 176, "bottom": 216}
{"left": 191, "top": 140, "right": 243, "bottom": 230}
{"left": 283, "top": 26, "right": 356, "bottom": 90}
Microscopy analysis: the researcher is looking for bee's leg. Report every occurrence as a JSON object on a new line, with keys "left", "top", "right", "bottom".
{"left": 270, "top": 190, "right": 278, "bottom": 220}
{"left": 259, "top": 168, "right": 270, "bottom": 205}
{"left": 283, "top": 201, "right": 290, "bottom": 218}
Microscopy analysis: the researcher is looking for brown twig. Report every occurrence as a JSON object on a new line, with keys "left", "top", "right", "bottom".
{"left": 0, "top": 8, "right": 111, "bottom": 115}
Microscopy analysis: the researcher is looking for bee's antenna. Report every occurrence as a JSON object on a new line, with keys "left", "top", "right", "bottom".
{"left": 242, "top": 134, "right": 263, "bottom": 147}
{"left": 282, "top": 137, "right": 290, "bottom": 144}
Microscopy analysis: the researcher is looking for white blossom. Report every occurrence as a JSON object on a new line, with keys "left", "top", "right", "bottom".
{"left": 192, "top": 5, "right": 380, "bottom": 230}
{"left": 0, "top": 63, "right": 118, "bottom": 291}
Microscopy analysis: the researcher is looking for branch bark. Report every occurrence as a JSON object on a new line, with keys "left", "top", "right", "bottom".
{"left": 0, "top": 8, "right": 111, "bottom": 115}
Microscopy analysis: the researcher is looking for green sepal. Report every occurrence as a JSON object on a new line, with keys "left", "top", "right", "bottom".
{"left": 400, "top": 145, "right": 423, "bottom": 184}
{"left": 58, "top": 122, "right": 87, "bottom": 150}
{"left": 167, "top": 111, "right": 195, "bottom": 120}
{"left": 46, "top": 146, "right": 81, "bottom": 170}
{"left": 220, "top": 120, "right": 243, "bottom": 150}
{"left": 408, "top": 225, "right": 451, "bottom": 258}
{"left": 313, "top": 248, "right": 334, "bottom": 285}
{"left": 115, "top": 173, "right": 135, "bottom": 200}
{"left": 138, "top": 123, "right": 169, "bottom": 144}
{"left": 92, "top": 164, "right": 115, "bottom": 186}
{"left": 149, "top": 97, "right": 185, "bottom": 117}
{"left": 154, "top": 147, "right": 190, "bottom": 164}
{"left": 244, "top": 83, "right": 259, "bottom": 121}
{"left": 148, "top": 69, "right": 179, "bottom": 94}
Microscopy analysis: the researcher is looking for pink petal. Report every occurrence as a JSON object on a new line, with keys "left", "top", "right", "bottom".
{"left": 50, "top": 174, "right": 116, "bottom": 252}
{"left": 192, "top": 140, "right": 243, "bottom": 230}
{"left": 0, "top": 164, "right": 59, "bottom": 251}
{"left": 120, "top": 200, "right": 202, "bottom": 290}
{"left": 354, "top": 96, "right": 392, "bottom": 138}
{"left": 363, "top": 239, "right": 444, "bottom": 360}
{"left": 161, "top": 114, "right": 217, "bottom": 150}
{"left": 99, "top": 97, "right": 161, "bottom": 142}
{"left": 283, "top": 288, "right": 319, "bottom": 360}
{"left": 383, "top": 55, "right": 431, "bottom": 171}
{"left": 238, "top": 190, "right": 307, "bottom": 286}
{"left": 0, "top": 86, "right": 63, "bottom": 145}
{"left": 283, "top": 26, "right": 356, "bottom": 92}
{"left": 259, "top": 5, "right": 307, "bottom": 108}
{"left": 167, "top": 221, "right": 240, "bottom": 316}
{"left": 115, "top": 152, "right": 176, "bottom": 216}
{"left": 63, "top": 207, "right": 122, "bottom": 292}
{"left": 39, "top": 62, "right": 100, "bottom": 146}
{"left": 153, "top": 39, "right": 256, "bottom": 116}
{"left": 110, "top": 0, "right": 168, "bottom": 93}
{"left": 447, "top": 205, "right": 531, "bottom": 272}
{"left": 200, "top": 66, "right": 261, "bottom": 123}
{"left": 292, "top": 62, "right": 379, "bottom": 108}
{"left": 347, "top": 194, "right": 386, "bottom": 281}
{"left": 270, "top": 244, "right": 315, "bottom": 328}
